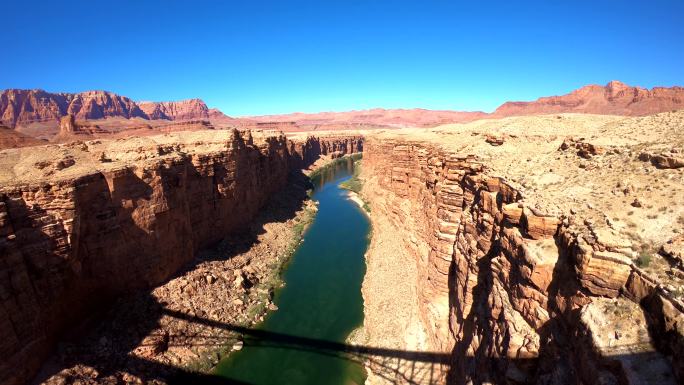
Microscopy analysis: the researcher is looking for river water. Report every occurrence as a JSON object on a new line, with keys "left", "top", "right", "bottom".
{"left": 214, "top": 157, "right": 370, "bottom": 385}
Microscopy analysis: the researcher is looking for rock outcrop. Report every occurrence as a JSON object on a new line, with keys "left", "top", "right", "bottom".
{"left": 0, "top": 131, "right": 362, "bottom": 385}
{"left": 494, "top": 81, "right": 684, "bottom": 117}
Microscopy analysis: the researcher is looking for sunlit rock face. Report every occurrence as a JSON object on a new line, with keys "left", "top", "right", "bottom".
{"left": 360, "top": 135, "right": 683, "bottom": 385}
{"left": 493, "top": 81, "right": 684, "bottom": 118}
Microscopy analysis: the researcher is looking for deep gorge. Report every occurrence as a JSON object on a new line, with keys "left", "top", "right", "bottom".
{"left": 0, "top": 131, "right": 362, "bottom": 385}
{"left": 1, "top": 128, "right": 683, "bottom": 385}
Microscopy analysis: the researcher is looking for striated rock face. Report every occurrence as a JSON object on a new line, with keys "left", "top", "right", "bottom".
{"left": 494, "top": 81, "right": 684, "bottom": 117}
{"left": 0, "top": 89, "right": 225, "bottom": 129}
{"left": 361, "top": 136, "right": 683, "bottom": 384}
{"left": 0, "top": 89, "right": 148, "bottom": 127}
{"left": 0, "top": 131, "right": 362, "bottom": 385}
{"left": 65, "top": 90, "right": 147, "bottom": 121}
{"left": 0, "top": 89, "right": 69, "bottom": 127}
{"left": 138, "top": 99, "right": 210, "bottom": 121}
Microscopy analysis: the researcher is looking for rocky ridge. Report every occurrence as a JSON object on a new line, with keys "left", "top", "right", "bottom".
{"left": 0, "top": 89, "right": 221, "bottom": 128}
{"left": 0, "top": 131, "right": 362, "bottom": 385}
{"left": 494, "top": 81, "right": 684, "bottom": 117}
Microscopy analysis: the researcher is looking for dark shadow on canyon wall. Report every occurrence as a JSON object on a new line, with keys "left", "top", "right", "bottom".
{"left": 29, "top": 167, "right": 311, "bottom": 385}
{"left": 445, "top": 186, "right": 679, "bottom": 385}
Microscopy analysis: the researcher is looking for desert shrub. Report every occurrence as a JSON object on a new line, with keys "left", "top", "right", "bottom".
{"left": 636, "top": 244, "right": 654, "bottom": 267}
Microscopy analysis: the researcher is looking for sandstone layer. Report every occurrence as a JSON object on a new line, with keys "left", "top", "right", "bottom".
{"left": 0, "top": 90, "right": 228, "bottom": 137}
{"left": 359, "top": 111, "right": 684, "bottom": 384}
{"left": 0, "top": 131, "right": 362, "bottom": 385}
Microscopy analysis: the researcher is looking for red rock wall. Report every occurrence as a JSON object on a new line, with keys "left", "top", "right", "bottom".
{"left": 0, "top": 90, "right": 214, "bottom": 128}
{"left": 0, "top": 132, "right": 362, "bottom": 385}
{"left": 362, "top": 138, "right": 683, "bottom": 384}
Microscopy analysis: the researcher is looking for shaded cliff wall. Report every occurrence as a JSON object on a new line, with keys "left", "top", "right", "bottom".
{"left": 287, "top": 135, "right": 364, "bottom": 170}
{"left": 0, "top": 132, "right": 362, "bottom": 385}
{"left": 362, "top": 138, "right": 683, "bottom": 384}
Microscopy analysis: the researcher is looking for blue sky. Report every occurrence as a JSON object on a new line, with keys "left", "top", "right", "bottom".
{"left": 2, "top": 0, "right": 683, "bottom": 116}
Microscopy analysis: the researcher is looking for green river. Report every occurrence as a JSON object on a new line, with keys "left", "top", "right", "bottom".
{"left": 214, "top": 156, "right": 370, "bottom": 385}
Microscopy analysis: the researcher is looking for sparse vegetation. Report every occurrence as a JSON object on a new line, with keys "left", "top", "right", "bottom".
{"left": 636, "top": 244, "right": 655, "bottom": 268}
{"left": 339, "top": 158, "right": 364, "bottom": 194}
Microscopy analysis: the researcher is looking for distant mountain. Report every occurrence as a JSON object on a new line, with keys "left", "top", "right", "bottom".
{"left": 1, "top": 81, "right": 683, "bottom": 140}
{"left": 246, "top": 108, "right": 488, "bottom": 129}
{"left": 138, "top": 99, "right": 212, "bottom": 121}
{"left": 493, "top": 81, "right": 684, "bottom": 117}
{"left": 0, "top": 89, "right": 223, "bottom": 127}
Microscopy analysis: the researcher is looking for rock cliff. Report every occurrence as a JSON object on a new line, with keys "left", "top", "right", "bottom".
{"left": 0, "top": 131, "right": 362, "bottom": 385}
{"left": 0, "top": 89, "right": 222, "bottom": 128}
{"left": 138, "top": 99, "right": 211, "bottom": 121}
{"left": 360, "top": 111, "right": 684, "bottom": 384}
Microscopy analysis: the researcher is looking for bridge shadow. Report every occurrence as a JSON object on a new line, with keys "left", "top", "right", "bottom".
{"left": 43, "top": 304, "right": 672, "bottom": 385}
{"left": 162, "top": 307, "right": 452, "bottom": 385}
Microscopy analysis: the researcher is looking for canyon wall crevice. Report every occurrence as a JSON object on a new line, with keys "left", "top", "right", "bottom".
{"left": 0, "top": 132, "right": 362, "bottom": 385}
{"left": 361, "top": 137, "right": 683, "bottom": 385}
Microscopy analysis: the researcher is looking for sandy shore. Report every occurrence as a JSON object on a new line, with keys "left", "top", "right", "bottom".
{"left": 346, "top": 191, "right": 370, "bottom": 216}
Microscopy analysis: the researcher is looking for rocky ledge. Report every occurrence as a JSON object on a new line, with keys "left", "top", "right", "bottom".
{"left": 358, "top": 111, "right": 684, "bottom": 384}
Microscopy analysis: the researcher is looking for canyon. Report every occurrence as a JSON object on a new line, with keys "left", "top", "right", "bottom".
{"left": 0, "top": 105, "right": 683, "bottom": 385}
{"left": 0, "top": 131, "right": 362, "bottom": 385}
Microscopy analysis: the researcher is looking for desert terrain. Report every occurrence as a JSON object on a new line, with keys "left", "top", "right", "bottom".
{"left": 0, "top": 85, "right": 683, "bottom": 385}
{"left": 2, "top": 81, "right": 683, "bottom": 149}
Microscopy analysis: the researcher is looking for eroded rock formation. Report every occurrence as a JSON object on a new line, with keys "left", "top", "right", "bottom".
{"left": 359, "top": 111, "right": 684, "bottom": 384}
{"left": 138, "top": 99, "right": 211, "bottom": 121}
{"left": 0, "top": 131, "right": 362, "bottom": 385}
{"left": 0, "top": 89, "right": 222, "bottom": 128}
